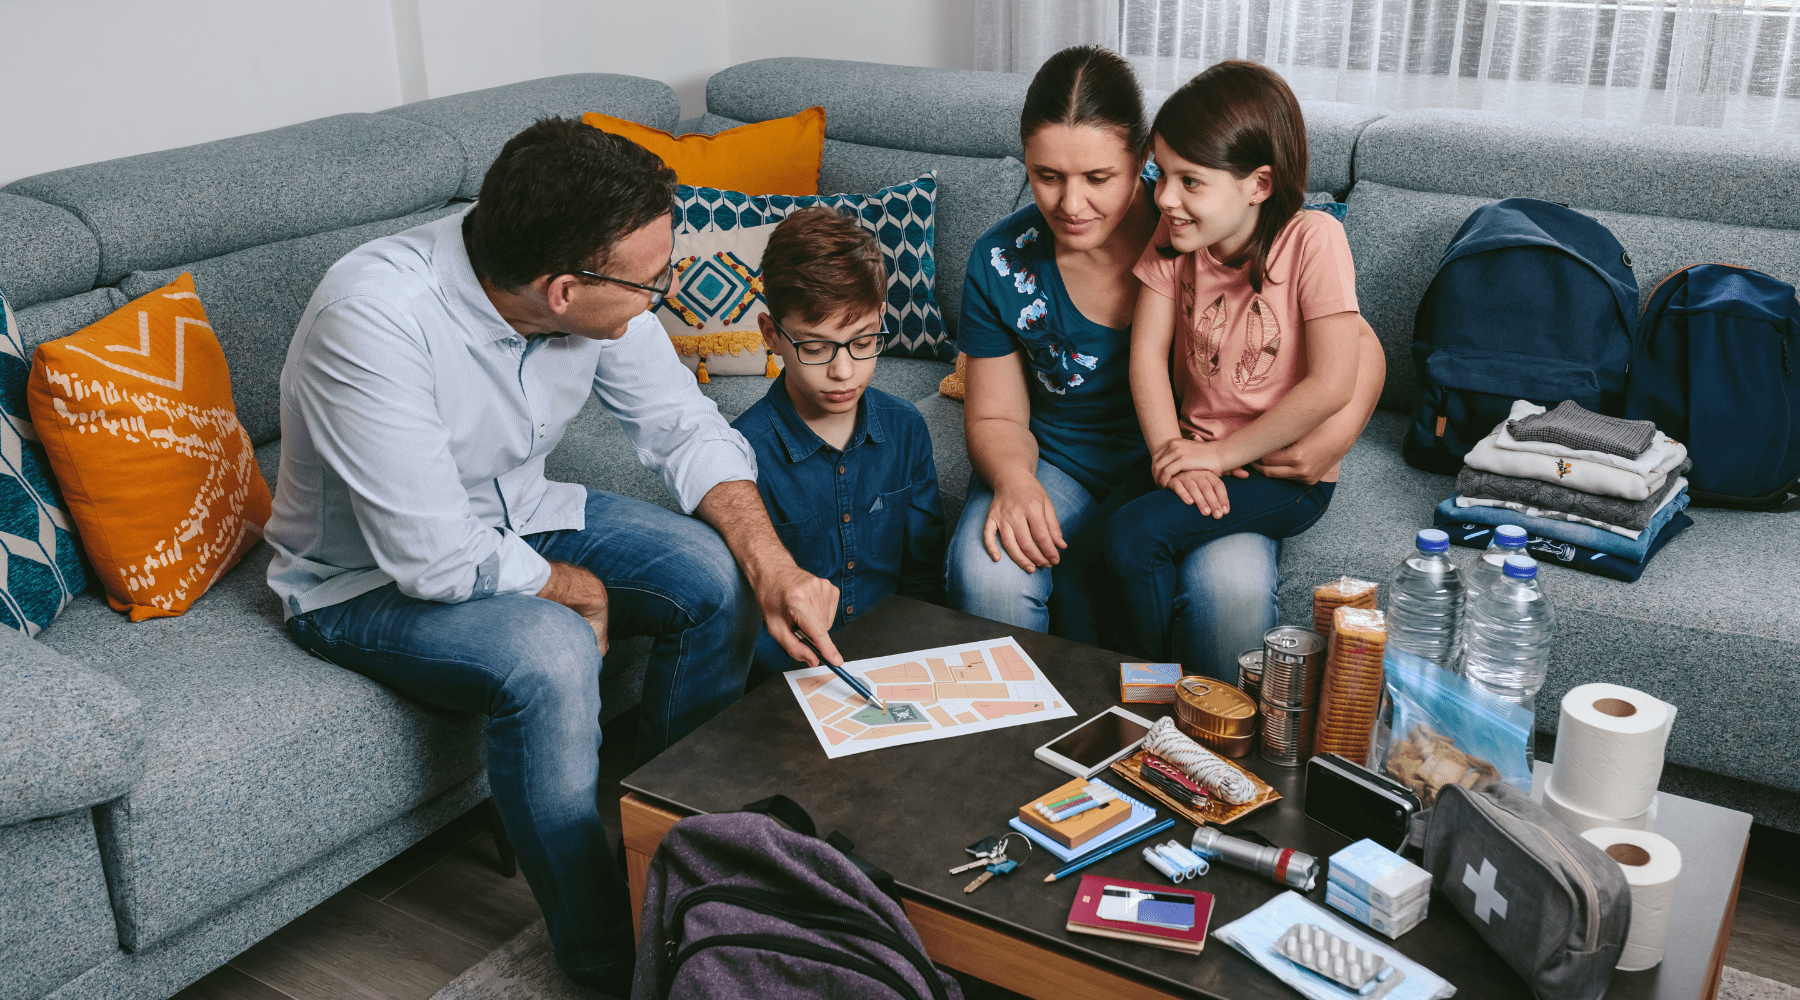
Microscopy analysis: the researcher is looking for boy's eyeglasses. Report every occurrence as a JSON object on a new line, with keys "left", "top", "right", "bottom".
{"left": 773, "top": 315, "right": 886, "bottom": 365}
{"left": 572, "top": 261, "right": 675, "bottom": 310}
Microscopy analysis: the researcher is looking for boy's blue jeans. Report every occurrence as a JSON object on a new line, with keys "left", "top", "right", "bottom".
{"left": 285, "top": 489, "right": 758, "bottom": 985}
{"left": 1106, "top": 469, "right": 1333, "bottom": 663}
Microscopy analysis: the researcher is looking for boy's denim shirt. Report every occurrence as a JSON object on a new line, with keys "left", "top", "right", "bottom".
{"left": 732, "top": 373, "right": 948, "bottom": 633}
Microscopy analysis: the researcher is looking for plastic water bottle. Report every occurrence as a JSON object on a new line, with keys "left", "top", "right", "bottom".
{"left": 1463, "top": 555, "right": 1556, "bottom": 764}
{"left": 1464, "top": 524, "right": 1530, "bottom": 607}
{"left": 1386, "top": 528, "right": 1465, "bottom": 668}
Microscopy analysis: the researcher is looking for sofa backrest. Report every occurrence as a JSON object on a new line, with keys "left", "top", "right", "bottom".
{"left": 703, "top": 58, "right": 1385, "bottom": 335}
{"left": 0, "top": 74, "right": 681, "bottom": 446}
{"left": 1346, "top": 108, "right": 1800, "bottom": 411}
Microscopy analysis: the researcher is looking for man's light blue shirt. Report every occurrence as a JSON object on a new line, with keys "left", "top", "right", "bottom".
{"left": 265, "top": 208, "right": 756, "bottom": 618}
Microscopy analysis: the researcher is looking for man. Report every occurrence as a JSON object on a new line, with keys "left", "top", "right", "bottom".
{"left": 264, "top": 118, "right": 842, "bottom": 992}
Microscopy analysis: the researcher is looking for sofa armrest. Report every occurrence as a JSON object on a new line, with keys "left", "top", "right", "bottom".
{"left": 0, "top": 628, "right": 144, "bottom": 825}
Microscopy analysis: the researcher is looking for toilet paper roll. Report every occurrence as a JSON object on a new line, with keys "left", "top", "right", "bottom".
{"left": 1580, "top": 827, "right": 1682, "bottom": 972}
{"left": 1549, "top": 684, "right": 1676, "bottom": 820}
{"left": 1541, "top": 780, "right": 1658, "bottom": 835}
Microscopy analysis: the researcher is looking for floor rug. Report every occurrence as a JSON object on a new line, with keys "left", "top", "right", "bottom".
{"left": 432, "top": 918, "right": 1800, "bottom": 1000}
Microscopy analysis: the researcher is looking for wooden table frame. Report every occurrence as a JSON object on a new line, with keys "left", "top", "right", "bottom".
{"left": 621, "top": 791, "right": 1743, "bottom": 1000}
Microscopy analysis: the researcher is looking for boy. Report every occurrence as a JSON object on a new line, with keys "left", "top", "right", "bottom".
{"left": 733, "top": 207, "right": 948, "bottom": 678}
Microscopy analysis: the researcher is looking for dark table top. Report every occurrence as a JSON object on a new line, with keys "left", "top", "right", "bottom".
{"left": 624, "top": 597, "right": 1752, "bottom": 1000}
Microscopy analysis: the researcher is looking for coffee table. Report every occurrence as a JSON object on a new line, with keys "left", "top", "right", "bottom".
{"left": 620, "top": 597, "right": 1750, "bottom": 1000}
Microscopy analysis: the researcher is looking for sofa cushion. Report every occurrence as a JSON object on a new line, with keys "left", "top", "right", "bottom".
{"left": 0, "top": 194, "right": 97, "bottom": 309}
{"left": 0, "top": 811, "right": 120, "bottom": 1000}
{"left": 37, "top": 539, "right": 487, "bottom": 951}
{"left": 117, "top": 204, "right": 465, "bottom": 446}
{"left": 0, "top": 627, "right": 142, "bottom": 826}
{"left": 690, "top": 114, "right": 1028, "bottom": 337}
{"left": 388, "top": 74, "right": 682, "bottom": 199}
{"left": 5, "top": 115, "right": 463, "bottom": 287}
{"left": 1277, "top": 409, "right": 1800, "bottom": 795}
{"left": 1345, "top": 180, "right": 1800, "bottom": 412}
{"left": 15, "top": 289, "right": 127, "bottom": 352}
{"left": 708, "top": 58, "right": 1033, "bottom": 161}
{"left": 585, "top": 106, "right": 826, "bottom": 195}
{"left": 1355, "top": 108, "right": 1800, "bottom": 231}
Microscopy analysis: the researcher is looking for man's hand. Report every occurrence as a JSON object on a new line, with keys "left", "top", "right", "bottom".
{"left": 695, "top": 479, "right": 845, "bottom": 668}
{"left": 1169, "top": 469, "right": 1231, "bottom": 518}
{"left": 538, "top": 560, "right": 609, "bottom": 654}
{"left": 984, "top": 473, "right": 1066, "bottom": 572}
{"left": 1152, "top": 437, "right": 1227, "bottom": 487}
{"left": 755, "top": 563, "right": 843, "bottom": 667}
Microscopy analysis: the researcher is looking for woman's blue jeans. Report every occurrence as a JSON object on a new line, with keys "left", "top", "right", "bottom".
{"left": 286, "top": 488, "right": 759, "bottom": 986}
{"left": 946, "top": 460, "right": 1283, "bottom": 678}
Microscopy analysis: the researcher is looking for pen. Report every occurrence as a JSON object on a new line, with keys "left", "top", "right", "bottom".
{"left": 1043, "top": 818, "right": 1177, "bottom": 882}
{"left": 791, "top": 628, "right": 886, "bottom": 715}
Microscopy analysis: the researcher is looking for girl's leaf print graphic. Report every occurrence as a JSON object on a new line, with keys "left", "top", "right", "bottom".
{"left": 1193, "top": 294, "right": 1226, "bottom": 380}
{"left": 1233, "top": 296, "right": 1281, "bottom": 388}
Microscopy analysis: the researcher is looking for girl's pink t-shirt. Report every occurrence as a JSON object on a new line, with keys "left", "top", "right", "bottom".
{"left": 1134, "top": 208, "right": 1360, "bottom": 450}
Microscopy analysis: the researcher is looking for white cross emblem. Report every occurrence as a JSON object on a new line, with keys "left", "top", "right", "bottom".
{"left": 1463, "top": 859, "right": 1509, "bottom": 923}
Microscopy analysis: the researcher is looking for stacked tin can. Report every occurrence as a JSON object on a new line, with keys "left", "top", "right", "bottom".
{"left": 1172, "top": 676, "right": 1258, "bottom": 757}
{"left": 1258, "top": 625, "right": 1326, "bottom": 766}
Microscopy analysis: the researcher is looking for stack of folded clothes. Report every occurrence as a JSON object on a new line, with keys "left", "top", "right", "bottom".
{"left": 1433, "top": 400, "right": 1694, "bottom": 582}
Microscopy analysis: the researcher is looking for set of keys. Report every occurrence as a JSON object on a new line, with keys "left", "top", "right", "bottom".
{"left": 949, "top": 833, "right": 1031, "bottom": 893}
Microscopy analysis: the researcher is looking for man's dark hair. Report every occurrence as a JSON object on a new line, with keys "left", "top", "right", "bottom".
{"left": 760, "top": 206, "right": 886, "bottom": 327}
{"left": 465, "top": 117, "right": 678, "bottom": 290}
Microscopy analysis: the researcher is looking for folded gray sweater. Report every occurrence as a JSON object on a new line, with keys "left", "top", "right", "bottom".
{"left": 1507, "top": 400, "right": 1658, "bottom": 458}
{"left": 1456, "top": 460, "right": 1690, "bottom": 531}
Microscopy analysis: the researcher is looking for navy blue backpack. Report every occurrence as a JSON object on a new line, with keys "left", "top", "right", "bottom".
{"left": 1626, "top": 264, "right": 1800, "bottom": 510}
{"left": 1404, "top": 199, "right": 1639, "bottom": 474}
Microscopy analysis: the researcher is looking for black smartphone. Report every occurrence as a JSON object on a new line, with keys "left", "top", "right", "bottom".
{"left": 1303, "top": 754, "right": 1421, "bottom": 850}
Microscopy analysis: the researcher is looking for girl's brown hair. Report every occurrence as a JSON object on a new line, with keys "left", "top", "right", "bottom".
{"left": 1152, "top": 60, "right": 1308, "bottom": 293}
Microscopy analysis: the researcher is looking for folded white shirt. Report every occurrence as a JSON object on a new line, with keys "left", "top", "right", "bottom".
{"left": 1455, "top": 478, "right": 1688, "bottom": 540}
{"left": 1466, "top": 401, "right": 1687, "bottom": 501}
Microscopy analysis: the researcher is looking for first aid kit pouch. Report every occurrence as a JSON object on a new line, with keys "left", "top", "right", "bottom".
{"left": 1423, "top": 782, "right": 1630, "bottom": 1000}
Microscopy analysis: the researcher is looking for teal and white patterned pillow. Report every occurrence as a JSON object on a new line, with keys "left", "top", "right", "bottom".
{"left": 667, "top": 172, "right": 950, "bottom": 361}
{"left": 0, "top": 286, "right": 91, "bottom": 634}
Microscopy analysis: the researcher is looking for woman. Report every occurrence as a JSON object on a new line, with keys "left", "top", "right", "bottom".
{"left": 948, "top": 45, "right": 1386, "bottom": 678}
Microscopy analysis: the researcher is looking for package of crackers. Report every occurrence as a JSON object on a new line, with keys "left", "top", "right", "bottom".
{"left": 1313, "top": 576, "right": 1378, "bottom": 649}
{"left": 1313, "top": 606, "right": 1387, "bottom": 765}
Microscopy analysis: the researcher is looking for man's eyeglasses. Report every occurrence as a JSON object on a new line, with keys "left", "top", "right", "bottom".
{"left": 773, "top": 315, "right": 886, "bottom": 364}
{"left": 572, "top": 261, "right": 674, "bottom": 310}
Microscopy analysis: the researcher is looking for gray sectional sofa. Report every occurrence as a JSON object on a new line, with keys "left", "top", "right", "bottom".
{"left": 1, "top": 56, "right": 1793, "bottom": 1000}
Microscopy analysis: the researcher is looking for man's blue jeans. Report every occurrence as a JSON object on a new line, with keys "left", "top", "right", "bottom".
{"left": 286, "top": 489, "right": 758, "bottom": 984}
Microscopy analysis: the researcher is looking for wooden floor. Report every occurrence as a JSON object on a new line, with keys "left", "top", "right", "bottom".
{"left": 175, "top": 708, "right": 1800, "bottom": 1000}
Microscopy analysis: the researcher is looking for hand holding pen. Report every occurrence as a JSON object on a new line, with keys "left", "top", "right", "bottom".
{"left": 792, "top": 628, "right": 886, "bottom": 715}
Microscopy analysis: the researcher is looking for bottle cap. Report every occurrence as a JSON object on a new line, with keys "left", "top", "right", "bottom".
{"left": 1496, "top": 524, "right": 1528, "bottom": 548}
{"left": 1416, "top": 528, "right": 1449, "bottom": 553}
{"left": 1503, "top": 554, "right": 1538, "bottom": 579}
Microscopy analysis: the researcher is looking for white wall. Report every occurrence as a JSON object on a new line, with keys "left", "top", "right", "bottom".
{"left": 0, "top": 0, "right": 974, "bottom": 186}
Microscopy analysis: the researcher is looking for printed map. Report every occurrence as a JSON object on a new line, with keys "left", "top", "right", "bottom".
{"left": 785, "top": 636, "right": 1076, "bottom": 758}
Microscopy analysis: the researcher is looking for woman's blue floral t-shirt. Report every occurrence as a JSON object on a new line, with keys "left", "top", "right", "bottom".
{"left": 957, "top": 203, "right": 1148, "bottom": 499}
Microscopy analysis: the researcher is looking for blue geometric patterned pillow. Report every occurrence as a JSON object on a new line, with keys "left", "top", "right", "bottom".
{"left": 671, "top": 172, "right": 951, "bottom": 361}
{"left": 0, "top": 286, "right": 91, "bottom": 634}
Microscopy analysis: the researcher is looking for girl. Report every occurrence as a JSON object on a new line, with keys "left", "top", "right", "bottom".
{"left": 1104, "top": 61, "right": 1366, "bottom": 661}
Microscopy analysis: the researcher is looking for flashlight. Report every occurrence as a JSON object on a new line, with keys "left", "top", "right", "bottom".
{"left": 1190, "top": 827, "right": 1319, "bottom": 891}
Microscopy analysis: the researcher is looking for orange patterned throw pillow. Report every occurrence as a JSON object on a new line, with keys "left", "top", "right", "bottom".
{"left": 27, "top": 273, "right": 270, "bottom": 620}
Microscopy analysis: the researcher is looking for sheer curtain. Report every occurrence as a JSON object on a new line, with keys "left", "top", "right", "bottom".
{"left": 976, "top": 0, "right": 1800, "bottom": 130}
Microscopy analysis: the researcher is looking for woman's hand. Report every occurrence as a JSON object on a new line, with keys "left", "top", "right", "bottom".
{"left": 983, "top": 473, "right": 1067, "bottom": 572}
{"left": 1169, "top": 469, "right": 1231, "bottom": 518}
{"left": 1151, "top": 437, "right": 1228, "bottom": 487}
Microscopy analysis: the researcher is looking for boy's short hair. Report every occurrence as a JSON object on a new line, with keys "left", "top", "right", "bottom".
{"left": 760, "top": 207, "right": 886, "bottom": 327}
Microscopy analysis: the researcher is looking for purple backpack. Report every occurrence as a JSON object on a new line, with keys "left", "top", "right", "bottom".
{"left": 631, "top": 796, "right": 961, "bottom": 1000}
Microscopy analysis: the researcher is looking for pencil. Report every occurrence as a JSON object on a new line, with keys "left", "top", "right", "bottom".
{"left": 1043, "top": 818, "right": 1177, "bottom": 882}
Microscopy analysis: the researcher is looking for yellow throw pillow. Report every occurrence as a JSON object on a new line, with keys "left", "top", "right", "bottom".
{"left": 27, "top": 273, "right": 271, "bottom": 620}
{"left": 583, "top": 107, "right": 826, "bottom": 196}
